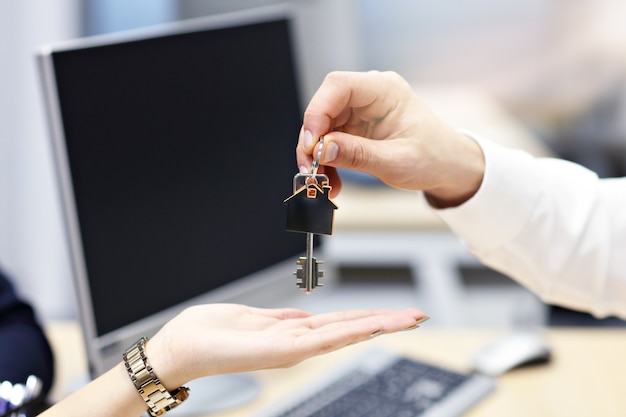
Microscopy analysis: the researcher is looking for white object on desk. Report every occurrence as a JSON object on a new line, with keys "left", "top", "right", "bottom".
{"left": 472, "top": 331, "right": 552, "bottom": 376}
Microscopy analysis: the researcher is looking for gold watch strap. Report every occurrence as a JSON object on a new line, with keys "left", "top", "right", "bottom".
{"left": 123, "top": 337, "right": 190, "bottom": 416}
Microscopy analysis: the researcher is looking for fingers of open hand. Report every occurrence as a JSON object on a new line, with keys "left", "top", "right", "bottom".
{"left": 288, "top": 308, "right": 425, "bottom": 354}
{"left": 304, "top": 308, "right": 424, "bottom": 333}
{"left": 244, "top": 308, "right": 424, "bottom": 370}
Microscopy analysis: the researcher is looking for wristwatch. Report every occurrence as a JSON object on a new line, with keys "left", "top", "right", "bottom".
{"left": 123, "top": 337, "right": 190, "bottom": 416}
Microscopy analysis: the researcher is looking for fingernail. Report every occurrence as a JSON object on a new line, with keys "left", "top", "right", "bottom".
{"left": 416, "top": 316, "right": 430, "bottom": 325}
{"left": 299, "top": 165, "right": 309, "bottom": 174}
{"left": 303, "top": 130, "right": 313, "bottom": 149}
{"left": 402, "top": 324, "right": 420, "bottom": 331}
{"left": 370, "top": 329, "right": 386, "bottom": 338}
{"left": 323, "top": 141, "right": 338, "bottom": 163}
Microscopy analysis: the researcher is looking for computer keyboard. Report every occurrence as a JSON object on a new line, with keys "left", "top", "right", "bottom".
{"left": 252, "top": 349, "right": 495, "bottom": 417}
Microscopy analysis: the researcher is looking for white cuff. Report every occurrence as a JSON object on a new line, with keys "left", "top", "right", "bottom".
{"left": 429, "top": 131, "right": 542, "bottom": 254}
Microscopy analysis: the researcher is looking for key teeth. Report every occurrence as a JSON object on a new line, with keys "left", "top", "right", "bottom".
{"left": 294, "top": 256, "right": 324, "bottom": 292}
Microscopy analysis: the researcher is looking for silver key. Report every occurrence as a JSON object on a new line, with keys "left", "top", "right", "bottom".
{"left": 299, "top": 138, "right": 326, "bottom": 294}
{"left": 295, "top": 232, "right": 324, "bottom": 294}
{"left": 290, "top": 173, "right": 328, "bottom": 294}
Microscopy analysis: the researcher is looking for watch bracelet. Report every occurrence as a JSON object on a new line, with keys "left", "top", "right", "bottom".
{"left": 123, "top": 337, "right": 190, "bottom": 416}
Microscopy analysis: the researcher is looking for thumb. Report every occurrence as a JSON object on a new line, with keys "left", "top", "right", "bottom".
{"left": 320, "top": 132, "right": 394, "bottom": 181}
{"left": 321, "top": 132, "right": 375, "bottom": 169}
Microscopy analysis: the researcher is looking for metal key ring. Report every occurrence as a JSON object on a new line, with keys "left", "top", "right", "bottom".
{"left": 311, "top": 136, "right": 324, "bottom": 176}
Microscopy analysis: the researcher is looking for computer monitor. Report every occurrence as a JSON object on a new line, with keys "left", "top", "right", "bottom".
{"left": 38, "top": 5, "right": 310, "bottom": 406}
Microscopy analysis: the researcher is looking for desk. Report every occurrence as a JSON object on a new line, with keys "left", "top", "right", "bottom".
{"left": 45, "top": 321, "right": 626, "bottom": 417}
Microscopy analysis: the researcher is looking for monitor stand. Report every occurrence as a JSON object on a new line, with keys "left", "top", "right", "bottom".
{"left": 169, "top": 373, "right": 261, "bottom": 416}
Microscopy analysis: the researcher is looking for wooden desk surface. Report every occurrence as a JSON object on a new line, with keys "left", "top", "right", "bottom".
{"left": 45, "top": 322, "right": 626, "bottom": 417}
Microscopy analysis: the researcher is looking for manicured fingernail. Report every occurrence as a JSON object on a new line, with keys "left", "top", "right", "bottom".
{"left": 402, "top": 324, "right": 420, "bottom": 331}
{"left": 323, "top": 141, "right": 338, "bottom": 163}
{"left": 303, "top": 130, "right": 313, "bottom": 149}
{"left": 299, "top": 165, "right": 309, "bottom": 174}
{"left": 370, "top": 329, "right": 386, "bottom": 338}
{"left": 416, "top": 316, "right": 430, "bottom": 325}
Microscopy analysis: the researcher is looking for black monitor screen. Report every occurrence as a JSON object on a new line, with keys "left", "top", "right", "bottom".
{"left": 48, "top": 17, "right": 305, "bottom": 337}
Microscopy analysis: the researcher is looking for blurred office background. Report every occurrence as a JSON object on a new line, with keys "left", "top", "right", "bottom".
{"left": 2, "top": 0, "right": 626, "bottom": 324}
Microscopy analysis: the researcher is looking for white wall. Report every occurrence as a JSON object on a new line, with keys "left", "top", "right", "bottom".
{"left": 358, "top": 1, "right": 558, "bottom": 89}
{"left": 0, "top": 0, "right": 80, "bottom": 320}
{"left": 177, "top": 0, "right": 366, "bottom": 103}
{"left": 84, "top": 0, "right": 177, "bottom": 35}
{"left": 357, "top": 0, "right": 626, "bottom": 142}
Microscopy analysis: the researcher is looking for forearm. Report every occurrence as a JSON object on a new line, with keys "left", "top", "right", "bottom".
{"left": 38, "top": 363, "right": 147, "bottom": 417}
{"left": 432, "top": 134, "right": 626, "bottom": 319}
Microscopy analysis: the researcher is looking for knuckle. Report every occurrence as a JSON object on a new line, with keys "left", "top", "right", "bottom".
{"left": 347, "top": 141, "right": 368, "bottom": 170}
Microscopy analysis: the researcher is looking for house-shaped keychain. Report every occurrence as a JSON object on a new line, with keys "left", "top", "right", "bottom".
{"left": 284, "top": 182, "right": 338, "bottom": 235}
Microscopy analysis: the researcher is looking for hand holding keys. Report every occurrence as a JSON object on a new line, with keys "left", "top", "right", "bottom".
{"left": 284, "top": 138, "right": 338, "bottom": 294}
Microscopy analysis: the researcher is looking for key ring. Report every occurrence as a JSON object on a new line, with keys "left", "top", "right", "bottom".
{"left": 311, "top": 136, "right": 324, "bottom": 176}
{"left": 293, "top": 136, "right": 328, "bottom": 189}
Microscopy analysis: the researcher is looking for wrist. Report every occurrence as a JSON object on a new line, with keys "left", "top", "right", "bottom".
{"left": 143, "top": 336, "right": 181, "bottom": 390}
{"left": 123, "top": 337, "right": 190, "bottom": 416}
{"left": 425, "top": 130, "right": 485, "bottom": 208}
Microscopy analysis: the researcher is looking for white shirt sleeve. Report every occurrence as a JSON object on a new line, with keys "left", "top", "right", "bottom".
{"left": 432, "top": 133, "right": 626, "bottom": 319}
